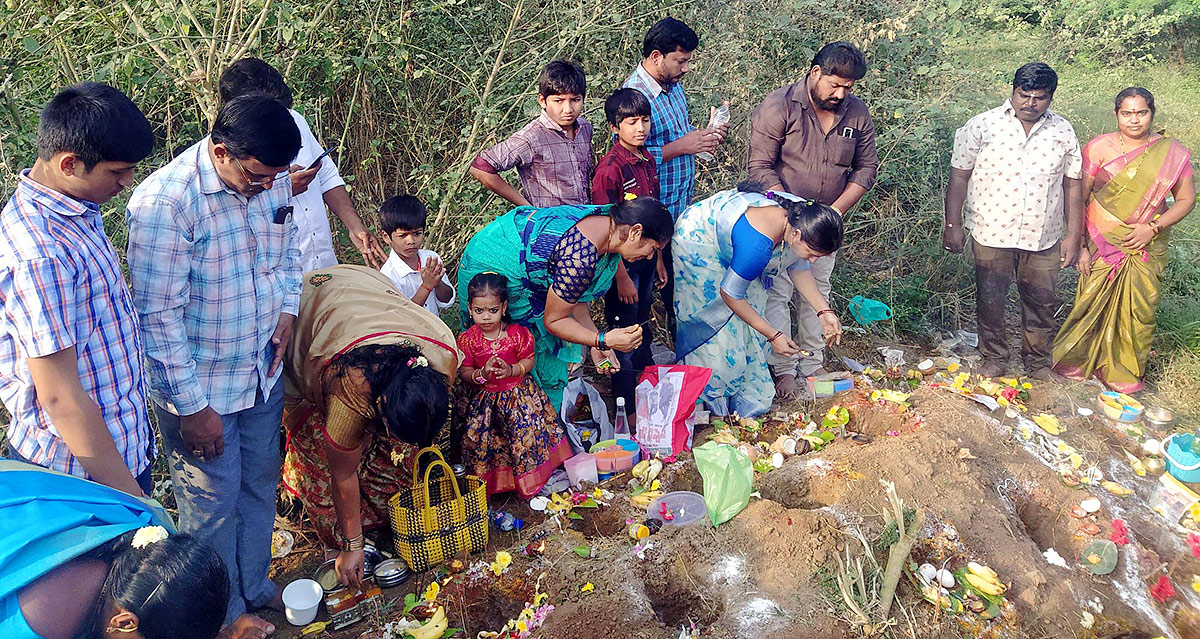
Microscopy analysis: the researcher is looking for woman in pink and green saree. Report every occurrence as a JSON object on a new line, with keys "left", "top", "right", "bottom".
{"left": 1052, "top": 87, "right": 1196, "bottom": 393}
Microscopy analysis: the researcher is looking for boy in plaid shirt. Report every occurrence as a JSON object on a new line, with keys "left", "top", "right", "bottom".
{"left": 593, "top": 88, "right": 663, "bottom": 413}
{"left": 470, "top": 60, "right": 593, "bottom": 208}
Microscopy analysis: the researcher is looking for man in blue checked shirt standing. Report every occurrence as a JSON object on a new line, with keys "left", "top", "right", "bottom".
{"left": 126, "top": 95, "right": 301, "bottom": 638}
{"left": 0, "top": 84, "right": 155, "bottom": 498}
{"left": 625, "top": 17, "right": 728, "bottom": 337}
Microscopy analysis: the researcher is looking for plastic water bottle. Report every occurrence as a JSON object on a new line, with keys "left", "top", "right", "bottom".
{"left": 614, "top": 397, "right": 631, "bottom": 440}
{"left": 696, "top": 102, "right": 729, "bottom": 162}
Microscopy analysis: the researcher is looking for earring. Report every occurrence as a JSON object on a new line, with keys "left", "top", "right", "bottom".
{"left": 105, "top": 625, "right": 139, "bottom": 634}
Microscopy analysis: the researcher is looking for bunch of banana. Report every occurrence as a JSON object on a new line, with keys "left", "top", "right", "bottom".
{"left": 631, "top": 459, "right": 663, "bottom": 485}
{"left": 405, "top": 606, "right": 448, "bottom": 639}
{"left": 1101, "top": 480, "right": 1134, "bottom": 497}
{"left": 630, "top": 490, "right": 663, "bottom": 509}
{"left": 710, "top": 430, "right": 738, "bottom": 445}
{"left": 963, "top": 562, "right": 1006, "bottom": 597}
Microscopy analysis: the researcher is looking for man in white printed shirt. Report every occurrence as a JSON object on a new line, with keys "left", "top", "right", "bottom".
{"left": 943, "top": 62, "right": 1083, "bottom": 380}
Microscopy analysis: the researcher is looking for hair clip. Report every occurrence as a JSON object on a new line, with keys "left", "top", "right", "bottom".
{"left": 623, "top": 192, "right": 638, "bottom": 201}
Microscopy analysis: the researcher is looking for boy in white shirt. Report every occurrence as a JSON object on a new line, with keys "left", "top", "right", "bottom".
{"left": 379, "top": 195, "right": 455, "bottom": 314}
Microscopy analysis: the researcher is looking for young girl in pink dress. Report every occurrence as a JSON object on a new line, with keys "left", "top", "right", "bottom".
{"left": 455, "top": 273, "right": 572, "bottom": 496}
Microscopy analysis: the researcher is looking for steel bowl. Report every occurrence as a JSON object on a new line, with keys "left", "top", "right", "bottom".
{"left": 314, "top": 559, "right": 340, "bottom": 594}
{"left": 362, "top": 544, "right": 384, "bottom": 577}
{"left": 1143, "top": 406, "right": 1176, "bottom": 429}
{"left": 372, "top": 558, "right": 411, "bottom": 588}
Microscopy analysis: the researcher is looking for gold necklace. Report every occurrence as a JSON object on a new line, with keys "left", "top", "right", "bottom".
{"left": 1118, "top": 134, "right": 1151, "bottom": 180}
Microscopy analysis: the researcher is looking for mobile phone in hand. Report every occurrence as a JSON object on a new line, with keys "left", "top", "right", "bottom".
{"left": 306, "top": 147, "right": 334, "bottom": 170}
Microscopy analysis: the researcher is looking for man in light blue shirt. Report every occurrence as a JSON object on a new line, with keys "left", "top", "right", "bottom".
{"left": 126, "top": 95, "right": 301, "bottom": 635}
{"left": 624, "top": 17, "right": 727, "bottom": 337}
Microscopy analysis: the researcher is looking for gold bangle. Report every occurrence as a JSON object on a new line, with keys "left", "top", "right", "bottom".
{"left": 341, "top": 533, "right": 364, "bottom": 552}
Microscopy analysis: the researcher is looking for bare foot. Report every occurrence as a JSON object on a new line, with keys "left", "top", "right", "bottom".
{"left": 218, "top": 614, "right": 275, "bottom": 639}
{"left": 774, "top": 374, "right": 801, "bottom": 400}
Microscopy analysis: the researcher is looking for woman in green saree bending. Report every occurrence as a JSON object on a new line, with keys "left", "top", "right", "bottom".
{"left": 1053, "top": 88, "right": 1196, "bottom": 393}
{"left": 457, "top": 197, "right": 673, "bottom": 410}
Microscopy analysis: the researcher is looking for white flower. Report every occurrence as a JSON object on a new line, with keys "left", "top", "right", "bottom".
{"left": 414, "top": 356, "right": 428, "bottom": 368}
{"left": 131, "top": 525, "right": 170, "bottom": 549}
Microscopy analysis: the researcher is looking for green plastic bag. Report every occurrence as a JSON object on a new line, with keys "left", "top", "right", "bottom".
{"left": 694, "top": 441, "right": 754, "bottom": 526}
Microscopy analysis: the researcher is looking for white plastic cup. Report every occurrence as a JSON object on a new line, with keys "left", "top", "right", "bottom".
{"left": 564, "top": 453, "right": 598, "bottom": 487}
{"left": 282, "top": 578, "right": 323, "bottom": 626}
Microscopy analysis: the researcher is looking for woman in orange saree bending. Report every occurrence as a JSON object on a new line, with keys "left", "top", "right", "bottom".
{"left": 1052, "top": 88, "right": 1195, "bottom": 392}
{"left": 281, "top": 266, "right": 462, "bottom": 590}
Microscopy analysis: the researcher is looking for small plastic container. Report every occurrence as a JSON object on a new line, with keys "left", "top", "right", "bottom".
{"left": 282, "top": 578, "right": 323, "bottom": 626}
{"left": 646, "top": 490, "right": 708, "bottom": 526}
{"left": 590, "top": 439, "right": 639, "bottom": 471}
{"left": 1097, "top": 391, "right": 1144, "bottom": 423}
{"left": 806, "top": 372, "right": 854, "bottom": 398}
{"left": 1164, "top": 433, "right": 1200, "bottom": 483}
{"left": 564, "top": 453, "right": 598, "bottom": 487}
{"left": 1149, "top": 471, "right": 1200, "bottom": 523}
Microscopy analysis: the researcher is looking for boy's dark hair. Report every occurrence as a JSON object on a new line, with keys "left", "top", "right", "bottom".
{"left": 210, "top": 95, "right": 300, "bottom": 168}
{"left": 467, "top": 272, "right": 510, "bottom": 313}
{"left": 538, "top": 60, "right": 586, "bottom": 98}
{"left": 1012, "top": 62, "right": 1058, "bottom": 95}
{"left": 642, "top": 17, "right": 698, "bottom": 58}
{"left": 37, "top": 82, "right": 155, "bottom": 171}
{"left": 333, "top": 343, "right": 448, "bottom": 447}
{"left": 811, "top": 41, "right": 868, "bottom": 81}
{"left": 218, "top": 57, "right": 294, "bottom": 109}
{"left": 1115, "top": 86, "right": 1155, "bottom": 115}
{"left": 379, "top": 195, "right": 428, "bottom": 234}
{"left": 604, "top": 88, "right": 652, "bottom": 127}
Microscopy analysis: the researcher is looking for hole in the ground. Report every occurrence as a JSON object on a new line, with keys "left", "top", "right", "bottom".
{"left": 444, "top": 573, "right": 535, "bottom": 634}
{"left": 639, "top": 555, "right": 725, "bottom": 627}
{"left": 757, "top": 460, "right": 839, "bottom": 510}
{"left": 570, "top": 504, "right": 627, "bottom": 539}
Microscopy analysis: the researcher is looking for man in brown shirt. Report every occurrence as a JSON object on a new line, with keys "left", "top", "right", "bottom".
{"left": 748, "top": 41, "right": 878, "bottom": 399}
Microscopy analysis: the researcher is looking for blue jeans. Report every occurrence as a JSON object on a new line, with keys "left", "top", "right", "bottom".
{"left": 605, "top": 257, "right": 656, "bottom": 411}
{"left": 6, "top": 444, "right": 155, "bottom": 496}
{"left": 155, "top": 383, "right": 283, "bottom": 624}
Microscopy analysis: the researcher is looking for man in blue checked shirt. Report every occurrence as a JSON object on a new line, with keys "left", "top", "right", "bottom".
{"left": 0, "top": 84, "right": 155, "bottom": 498}
{"left": 625, "top": 17, "right": 728, "bottom": 337}
{"left": 126, "top": 95, "right": 301, "bottom": 636}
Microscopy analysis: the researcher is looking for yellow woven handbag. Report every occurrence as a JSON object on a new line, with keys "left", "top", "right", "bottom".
{"left": 388, "top": 447, "right": 488, "bottom": 572}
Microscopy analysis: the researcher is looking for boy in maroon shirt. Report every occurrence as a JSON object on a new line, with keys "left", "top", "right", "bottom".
{"left": 593, "top": 88, "right": 664, "bottom": 415}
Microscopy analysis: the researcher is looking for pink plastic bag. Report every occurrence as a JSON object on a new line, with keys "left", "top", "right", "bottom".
{"left": 634, "top": 365, "right": 713, "bottom": 456}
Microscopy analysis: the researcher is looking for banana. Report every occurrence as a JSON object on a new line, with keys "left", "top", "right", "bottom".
{"left": 300, "top": 621, "right": 328, "bottom": 636}
{"left": 967, "top": 562, "right": 998, "bottom": 581}
{"left": 964, "top": 572, "right": 1006, "bottom": 597}
{"left": 710, "top": 430, "right": 738, "bottom": 445}
{"left": 630, "top": 490, "right": 663, "bottom": 509}
{"left": 645, "top": 459, "right": 663, "bottom": 484}
{"left": 406, "top": 607, "right": 447, "bottom": 639}
{"left": 632, "top": 460, "right": 651, "bottom": 482}
{"left": 1102, "top": 481, "right": 1134, "bottom": 497}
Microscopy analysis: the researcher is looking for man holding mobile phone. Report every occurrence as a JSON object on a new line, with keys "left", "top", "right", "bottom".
{"left": 747, "top": 41, "right": 878, "bottom": 400}
{"left": 219, "top": 58, "right": 386, "bottom": 272}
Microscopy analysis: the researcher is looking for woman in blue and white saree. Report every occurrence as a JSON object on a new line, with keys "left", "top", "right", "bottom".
{"left": 673, "top": 182, "right": 845, "bottom": 417}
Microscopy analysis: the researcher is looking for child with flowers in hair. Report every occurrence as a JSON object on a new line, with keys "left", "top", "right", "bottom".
{"left": 455, "top": 272, "right": 572, "bottom": 496}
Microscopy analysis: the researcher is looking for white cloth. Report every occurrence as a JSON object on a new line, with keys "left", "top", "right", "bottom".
{"left": 951, "top": 100, "right": 1082, "bottom": 251}
{"left": 289, "top": 109, "right": 346, "bottom": 272}
{"left": 380, "top": 248, "right": 456, "bottom": 315}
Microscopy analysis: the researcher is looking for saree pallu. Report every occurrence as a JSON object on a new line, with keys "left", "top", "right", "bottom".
{"left": 457, "top": 205, "right": 619, "bottom": 411}
{"left": 673, "top": 190, "right": 789, "bottom": 417}
{"left": 1052, "top": 134, "right": 1193, "bottom": 392}
{"left": 0, "top": 462, "right": 173, "bottom": 638}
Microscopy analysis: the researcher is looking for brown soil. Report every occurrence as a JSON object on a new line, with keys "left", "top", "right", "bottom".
{"left": 265, "top": 340, "right": 1200, "bottom": 639}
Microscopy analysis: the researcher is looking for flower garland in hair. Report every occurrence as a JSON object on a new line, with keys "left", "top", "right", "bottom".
{"left": 408, "top": 355, "right": 429, "bottom": 368}
{"left": 131, "top": 526, "right": 170, "bottom": 549}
